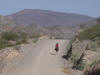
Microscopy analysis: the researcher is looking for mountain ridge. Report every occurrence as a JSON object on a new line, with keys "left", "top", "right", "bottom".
{"left": 6, "top": 9, "right": 94, "bottom": 26}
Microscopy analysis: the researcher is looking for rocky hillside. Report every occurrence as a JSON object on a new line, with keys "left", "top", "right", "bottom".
{"left": 6, "top": 9, "right": 94, "bottom": 26}
{"left": 0, "top": 14, "right": 78, "bottom": 39}
{"left": 0, "top": 15, "right": 18, "bottom": 33}
{"left": 22, "top": 25, "right": 79, "bottom": 39}
{"left": 63, "top": 21, "right": 100, "bottom": 75}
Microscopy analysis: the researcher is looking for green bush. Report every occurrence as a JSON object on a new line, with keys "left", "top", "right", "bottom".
{"left": 16, "top": 39, "right": 27, "bottom": 45}
{"left": 33, "top": 38, "right": 38, "bottom": 43}
{"left": 75, "top": 62, "right": 85, "bottom": 71}
{"left": 0, "top": 31, "right": 28, "bottom": 50}
{"left": 0, "top": 38, "right": 12, "bottom": 50}
{"left": 1, "top": 32, "right": 18, "bottom": 41}
{"left": 18, "top": 32, "right": 28, "bottom": 44}
{"left": 77, "top": 25, "right": 100, "bottom": 40}
{"left": 71, "top": 55, "right": 78, "bottom": 64}
{"left": 72, "top": 53, "right": 85, "bottom": 71}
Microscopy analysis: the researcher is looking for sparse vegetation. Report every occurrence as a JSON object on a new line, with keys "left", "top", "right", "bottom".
{"left": 97, "top": 17, "right": 100, "bottom": 24}
{"left": 70, "top": 55, "right": 78, "bottom": 64}
{"left": 1, "top": 32, "right": 18, "bottom": 41}
{"left": 33, "top": 38, "right": 38, "bottom": 43}
{"left": 64, "top": 37, "right": 76, "bottom": 60}
{"left": 90, "top": 60, "right": 98, "bottom": 68}
{"left": 84, "top": 60, "right": 100, "bottom": 75}
{"left": 77, "top": 18, "right": 100, "bottom": 41}
{"left": 85, "top": 41, "right": 100, "bottom": 51}
{"left": 0, "top": 31, "right": 28, "bottom": 50}
{"left": 66, "top": 42, "right": 72, "bottom": 60}
{"left": 74, "top": 62, "right": 85, "bottom": 71}
{"left": 16, "top": 39, "right": 27, "bottom": 45}
{"left": 72, "top": 53, "right": 85, "bottom": 71}
{"left": 79, "top": 23, "right": 87, "bottom": 29}
{"left": 77, "top": 25, "right": 100, "bottom": 41}
{"left": 0, "top": 38, "right": 12, "bottom": 50}
{"left": 90, "top": 41, "right": 99, "bottom": 51}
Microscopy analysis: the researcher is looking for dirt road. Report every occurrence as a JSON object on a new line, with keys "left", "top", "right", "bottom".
{"left": 1, "top": 40, "right": 69, "bottom": 75}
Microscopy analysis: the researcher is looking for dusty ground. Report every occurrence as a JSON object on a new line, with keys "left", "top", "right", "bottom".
{"left": 0, "top": 40, "right": 69, "bottom": 75}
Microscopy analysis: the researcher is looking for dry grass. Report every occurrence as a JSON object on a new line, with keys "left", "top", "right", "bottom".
{"left": 63, "top": 68, "right": 72, "bottom": 75}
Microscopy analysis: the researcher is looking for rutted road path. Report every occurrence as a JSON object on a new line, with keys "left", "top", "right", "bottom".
{"left": 1, "top": 40, "right": 69, "bottom": 75}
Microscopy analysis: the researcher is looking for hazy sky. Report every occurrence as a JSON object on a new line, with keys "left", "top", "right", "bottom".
{"left": 0, "top": 0, "right": 100, "bottom": 17}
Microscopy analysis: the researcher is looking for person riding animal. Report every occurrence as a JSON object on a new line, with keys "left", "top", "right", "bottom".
{"left": 55, "top": 43, "right": 59, "bottom": 53}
